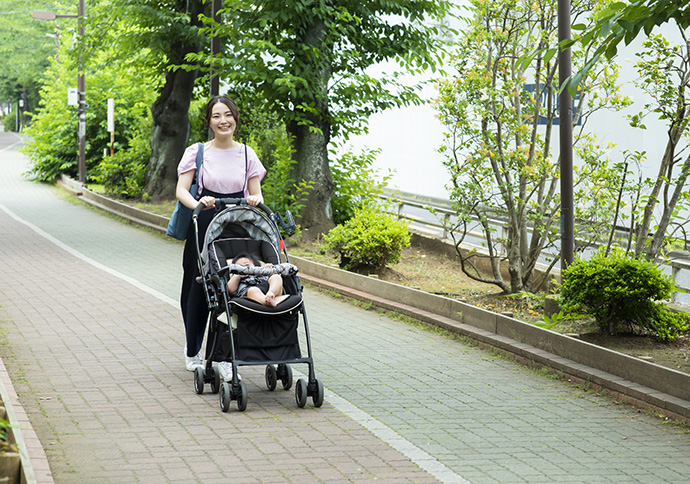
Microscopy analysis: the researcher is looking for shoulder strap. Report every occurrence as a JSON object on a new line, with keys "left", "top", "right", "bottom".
{"left": 195, "top": 142, "right": 204, "bottom": 170}
{"left": 193, "top": 142, "right": 204, "bottom": 185}
{"left": 243, "top": 143, "right": 248, "bottom": 192}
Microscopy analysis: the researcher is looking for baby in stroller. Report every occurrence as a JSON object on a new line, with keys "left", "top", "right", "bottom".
{"left": 227, "top": 252, "right": 290, "bottom": 307}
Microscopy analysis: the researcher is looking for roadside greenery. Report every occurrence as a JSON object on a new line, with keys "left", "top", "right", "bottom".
{"left": 330, "top": 146, "right": 392, "bottom": 226}
{"left": 623, "top": 30, "right": 690, "bottom": 260}
{"left": 323, "top": 203, "right": 411, "bottom": 271}
{"left": 435, "top": 0, "right": 630, "bottom": 293}
{"left": 560, "top": 248, "right": 689, "bottom": 341}
{"left": 0, "top": 0, "right": 55, "bottom": 131}
{"left": 22, "top": 8, "right": 157, "bottom": 187}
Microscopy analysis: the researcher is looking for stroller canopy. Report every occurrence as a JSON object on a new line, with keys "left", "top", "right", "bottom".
{"left": 200, "top": 205, "right": 282, "bottom": 274}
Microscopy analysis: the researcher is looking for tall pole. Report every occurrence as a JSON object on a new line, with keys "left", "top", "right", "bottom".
{"left": 77, "top": 0, "right": 86, "bottom": 184}
{"left": 209, "top": 0, "right": 222, "bottom": 97}
{"left": 558, "top": 0, "right": 574, "bottom": 268}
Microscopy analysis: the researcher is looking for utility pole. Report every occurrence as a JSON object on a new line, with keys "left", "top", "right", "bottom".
{"left": 77, "top": 0, "right": 86, "bottom": 183}
{"left": 210, "top": 0, "right": 222, "bottom": 97}
{"left": 32, "top": 2, "right": 86, "bottom": 183}
{"left": 558, "top": 0, "right": 574, "bottom": 268}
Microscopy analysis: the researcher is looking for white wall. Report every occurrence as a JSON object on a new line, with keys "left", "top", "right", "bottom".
{"left": 343, "top": 15, "right": 685, "bottom": 202}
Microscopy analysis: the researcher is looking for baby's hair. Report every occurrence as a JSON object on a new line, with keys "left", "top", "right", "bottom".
{"left": 232, "top": 252, "right": 260, "bottom": 266}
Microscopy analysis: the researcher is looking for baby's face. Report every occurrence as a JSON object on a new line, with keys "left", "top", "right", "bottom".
{"left": 235, "top": 257, "right": 255, "bottom": 267}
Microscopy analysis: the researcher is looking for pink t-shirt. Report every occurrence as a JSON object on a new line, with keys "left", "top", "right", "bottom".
{"left": 177, "top": 143, "right": 266, "bottom": 198}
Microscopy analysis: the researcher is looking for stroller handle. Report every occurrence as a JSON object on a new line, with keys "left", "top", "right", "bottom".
{"left": 192, "top": 198, "right": 273, "bottom": 218}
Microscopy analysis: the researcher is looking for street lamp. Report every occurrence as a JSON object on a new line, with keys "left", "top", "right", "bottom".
{"left": 32, "top": 1, "right": 86, "bottom": 184}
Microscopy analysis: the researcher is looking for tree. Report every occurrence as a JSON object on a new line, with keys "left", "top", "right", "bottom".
{"left": 569, "top": 0, "right": 690, "bottom": 88}
{"left": 191, "top": 0, "right": 452, "bottom": 234}
{"left": 107, "top": 0, "right": 210, "bottom": 200}
{"left": 567, "top": 1, "right": 690, "bottom": 262}
{"left": 617, "top": 30, "right": 690, "bottom": 260}
{"left": 22, "top": 2, "right": 158, "bottom": 184}
{"left": 434, "top": 0, "right": 630, "bottom": 293}
{"left": 0, "top": 1, "right": 56, "bottom": 129}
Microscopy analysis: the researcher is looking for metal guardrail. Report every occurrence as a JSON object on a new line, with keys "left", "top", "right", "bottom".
{"left": 382, "top": 191, "right": 690, "bottom": 305}
{"left": 380, "top": 192, "right": 509, "bottom": 244}
{"left": 671, "top": 259, "right": 690, "bottom": 302}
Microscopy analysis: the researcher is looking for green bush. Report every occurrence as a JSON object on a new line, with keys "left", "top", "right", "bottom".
{"left": 560, "top": 248, "right": 689, "bottom": 341}
{"left": 1, "top": 109, "right": 18, "bottom": 132}
{"left": 93, "top": 133, "right": 150, "bottom": 199}
{"left": 323, "top": 204, "right": 411, "bottom": 271}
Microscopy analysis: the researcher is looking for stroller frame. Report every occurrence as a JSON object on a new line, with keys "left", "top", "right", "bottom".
{"left": 190, "top": 198, "right": 323, "bottom": 412}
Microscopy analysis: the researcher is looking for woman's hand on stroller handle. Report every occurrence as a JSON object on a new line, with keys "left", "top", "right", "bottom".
{"left": 192, "top": 198, "right": 272, "bottom": 218}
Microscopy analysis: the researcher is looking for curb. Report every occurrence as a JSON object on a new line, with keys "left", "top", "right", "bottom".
{"left": 295, "top": 259, "right": 690, "bottom": 421}
{"left": 0, "top": 357, "right": 54, "bottom": 483}
{"left": 58, "top": 177, "right": 690, "bottom": 422}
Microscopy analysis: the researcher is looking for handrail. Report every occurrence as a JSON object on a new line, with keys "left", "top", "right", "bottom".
{"left": 381, "top": 190, "right": 690, "bottom": 305}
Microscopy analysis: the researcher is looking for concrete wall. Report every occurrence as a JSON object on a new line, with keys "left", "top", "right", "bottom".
{"left": 293, "top": 256, "right": 690, "bottom": 417}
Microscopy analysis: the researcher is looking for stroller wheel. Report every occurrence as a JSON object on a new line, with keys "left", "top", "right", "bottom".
{"left": 265, "top": 365, "right": 277, "bottom": 391}
{"left": 220, "top": 382, "right": 231, "bottom": 412}
{"left": 237, "top": 381, "right": 248, "bottom": 412}
{"left": 210, "top": 367, "right": 221, "bottom": 394}
{"left": 194, "top": 367, "right": 205, "bottom": 395}
{"left": 295, "top": 378, "right": 307, "bottom": 408}
{"left": 311, "top": 378, "right": 324, "bottom": 408}
{"left": 278, "top": 364, "right": 293, "bottom": 391}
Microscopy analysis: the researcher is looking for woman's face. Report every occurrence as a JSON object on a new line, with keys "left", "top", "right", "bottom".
{"left": 209, "top": 102, "right": 237, "bottom": 138}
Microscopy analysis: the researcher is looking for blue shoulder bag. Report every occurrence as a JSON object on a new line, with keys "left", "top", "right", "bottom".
{"left": 166, "top": 142, "right": 204, "bottom": 240}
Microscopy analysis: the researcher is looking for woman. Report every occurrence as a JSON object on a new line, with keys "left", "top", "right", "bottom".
{"left": 176, "top": 95, "right": 266, "bottom": 381}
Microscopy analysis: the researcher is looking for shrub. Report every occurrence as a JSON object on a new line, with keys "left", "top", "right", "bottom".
{"left": 93, "top": 133, "right": 149, "bottom": 199}
{"left": 560, "top": 248, "right": 689, "bottom": 341}
{"left": 1, "top": 109, "right": 18, "bottom": 132}
{"left": 323, "top": 204, "right": 410, "bottom": 271}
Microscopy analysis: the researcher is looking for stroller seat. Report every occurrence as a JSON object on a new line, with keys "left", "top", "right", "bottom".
{"left": 209, "top": 237, "right": 303, "bottom": 363}
{"left": 191, "top": 201, "right": 322, "bottom": 412}
{"left": 230, "top": 294, "right": 302, "bottom": 315}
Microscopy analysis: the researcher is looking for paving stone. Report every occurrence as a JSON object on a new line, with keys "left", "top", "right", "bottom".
{"left": 1, "top": 133, "right": 690, "bottom": 483}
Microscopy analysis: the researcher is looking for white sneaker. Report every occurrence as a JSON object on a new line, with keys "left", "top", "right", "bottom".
{"left": 217, "top": 361, "right": 242, "bottom": 382}
{"left": 184, "top": 346, "right": 203, "bottom": 371}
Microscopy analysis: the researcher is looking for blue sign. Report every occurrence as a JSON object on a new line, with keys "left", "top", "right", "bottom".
{"left": 523, "top": 83, "right": 581, "bottom": 126}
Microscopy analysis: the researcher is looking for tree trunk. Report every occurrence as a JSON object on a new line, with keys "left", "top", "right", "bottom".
{"left": 145, "top": 68, "right": 198, "bottom": 201}
{"left": 288, "top": 117, "right": 335, "bottom": 236}
{"left": 634, "top": 117, "right": 686, "bottom": 257}
{"left": 143, "top": 0, "right": 207, "bottom": 201}
{"left": 288, "top": 17, "right": 335, "bottom": 236}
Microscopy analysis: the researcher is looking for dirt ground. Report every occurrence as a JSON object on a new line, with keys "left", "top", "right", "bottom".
{"left": 288, "top": 239, "right": 690, "bottom": 376}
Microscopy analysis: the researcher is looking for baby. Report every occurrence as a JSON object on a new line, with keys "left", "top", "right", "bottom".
{"left": 227, "top": 252, "right": 290, "bottom": 307}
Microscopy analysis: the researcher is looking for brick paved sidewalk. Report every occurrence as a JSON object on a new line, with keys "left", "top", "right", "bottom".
{"left": 2, "top": 132, "right": 690, "bottom": 483}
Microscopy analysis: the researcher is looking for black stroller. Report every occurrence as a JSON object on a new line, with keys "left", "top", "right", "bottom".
{"left": 191, "top": 199, "right": 323, "bottom": 412}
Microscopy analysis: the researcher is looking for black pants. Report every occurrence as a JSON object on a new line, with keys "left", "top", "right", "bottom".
{"left": 181, "top": 188, "right": 243, "bottom": 357}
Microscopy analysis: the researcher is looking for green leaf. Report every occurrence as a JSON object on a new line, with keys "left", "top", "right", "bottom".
{"left": 543, "top": 48, "right": 557, "bottom": 64}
